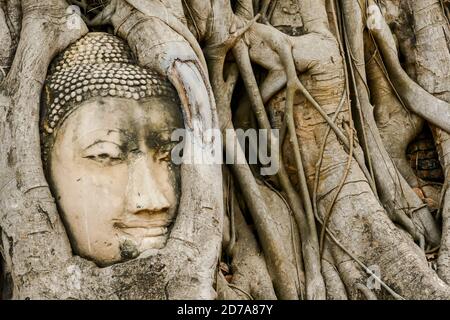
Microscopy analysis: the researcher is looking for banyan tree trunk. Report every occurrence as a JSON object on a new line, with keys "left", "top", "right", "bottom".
{"left": 399, "top": 0, "right": 450, "bottom": 285}
{"left": 269, "top": 0, "right": 450, "bottom": 299}
{"left": 374, "top": 0, "right": 450, "bottom": 286}
{"left": 2, "top": 0, "right": 450, "bottom": 300}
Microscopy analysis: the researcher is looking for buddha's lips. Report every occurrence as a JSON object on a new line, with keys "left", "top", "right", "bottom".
{"left": 119, "top": 226, "right": 169, "bottom": 238}
{"left": 113, "top": 219, "right": 172, "bottom": 237}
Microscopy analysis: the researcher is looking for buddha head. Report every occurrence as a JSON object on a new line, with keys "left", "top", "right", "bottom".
{"left": 40, "top": 33, "right": 183, "bottom": 266}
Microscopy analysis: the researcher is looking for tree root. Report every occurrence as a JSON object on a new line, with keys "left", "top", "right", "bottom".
{"left": 363, "top": 30, "right": 425, "bottom": 189}
{"left": 367, "top": 2, "right": 450, "bottom": 134}
{"left": 387, "top": 0, "right": 450, "bottom": 286}
{"left": 232, "top": 38, "right": 326, "bottom": 300}
{"left": 0, "top": 0, "right": 87, "bottom": 298}
{"left": 341, "top": 0, "right": 440, "bottom": 248}
{"left": 200, "top": 2, "right": 300, "bottom": 299}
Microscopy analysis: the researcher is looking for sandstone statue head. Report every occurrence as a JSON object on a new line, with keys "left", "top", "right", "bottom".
{"left": 40, "top": 32, "right": 183, "bottom": 267}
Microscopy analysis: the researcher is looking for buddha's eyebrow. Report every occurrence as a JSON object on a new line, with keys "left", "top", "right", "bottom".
{"left": 83, "top": 139, "right": 122, "bottom": 150}
{"left": 106, "top": 129, "right": 132, "bottom": 139}
{"left": 81, "top": 129, "right": 129, "bottom": 150}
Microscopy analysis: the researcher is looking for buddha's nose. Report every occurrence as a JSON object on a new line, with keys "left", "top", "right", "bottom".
{"left": 125, "top": 153, "right": 171, "bottom": 215}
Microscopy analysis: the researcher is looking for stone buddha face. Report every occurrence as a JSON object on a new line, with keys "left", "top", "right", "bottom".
{"left": 48, "top": 96, "right": 182, "bottom": 266}
{"left": 41, "top": 33, "right": 183, "bottom": 266}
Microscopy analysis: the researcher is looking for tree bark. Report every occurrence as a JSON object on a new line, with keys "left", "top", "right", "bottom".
{"left": 2, "top": 0, "right": 450, "bottom": 300}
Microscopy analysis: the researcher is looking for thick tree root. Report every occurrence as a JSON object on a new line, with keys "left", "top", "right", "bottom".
{"left": 218, "top": 173, "right": 303, "bottom": 299}
{"left": 367, "top": 3, "right": 450, "bottom": 134}
{"left": 370, "top": 0, "right": 450, "bottom": 285}
{"left": 385, "top": 0, "right": 450, "bottom": 285}
{"left": 268, "top": 25, "right": 450, "bottom": 297}
{"left": 232, "top": 38, "right": 326, "bottom": 300}
{"left": 200, "top": 1, "right": 302, "bottom": 299}
{"left": 363, "top": 31, "right": 424, "bottom": 189}
{"left": 341, "top": 0, "right": 440, "bottom": 248}
{"left": 0, "top": 0, "right": 88, "bottom": 298}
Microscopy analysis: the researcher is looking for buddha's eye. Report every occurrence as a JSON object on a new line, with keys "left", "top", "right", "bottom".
{"left": 82, "top": 142, "right": 124, "bottom": 165}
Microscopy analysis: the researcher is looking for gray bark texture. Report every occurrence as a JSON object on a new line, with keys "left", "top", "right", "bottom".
{"left": 2, "top": 0, "right": 450, "bottom": 300}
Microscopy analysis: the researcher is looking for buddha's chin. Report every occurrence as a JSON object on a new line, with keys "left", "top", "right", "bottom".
{"left": 118, "top": 234, "right": 168, "bottom": 260}
{"left": 83, "top": 234, "right": 170, "bottom": 267}
{"left": 138, "top": 235, "right": 168, "bottom": 252}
